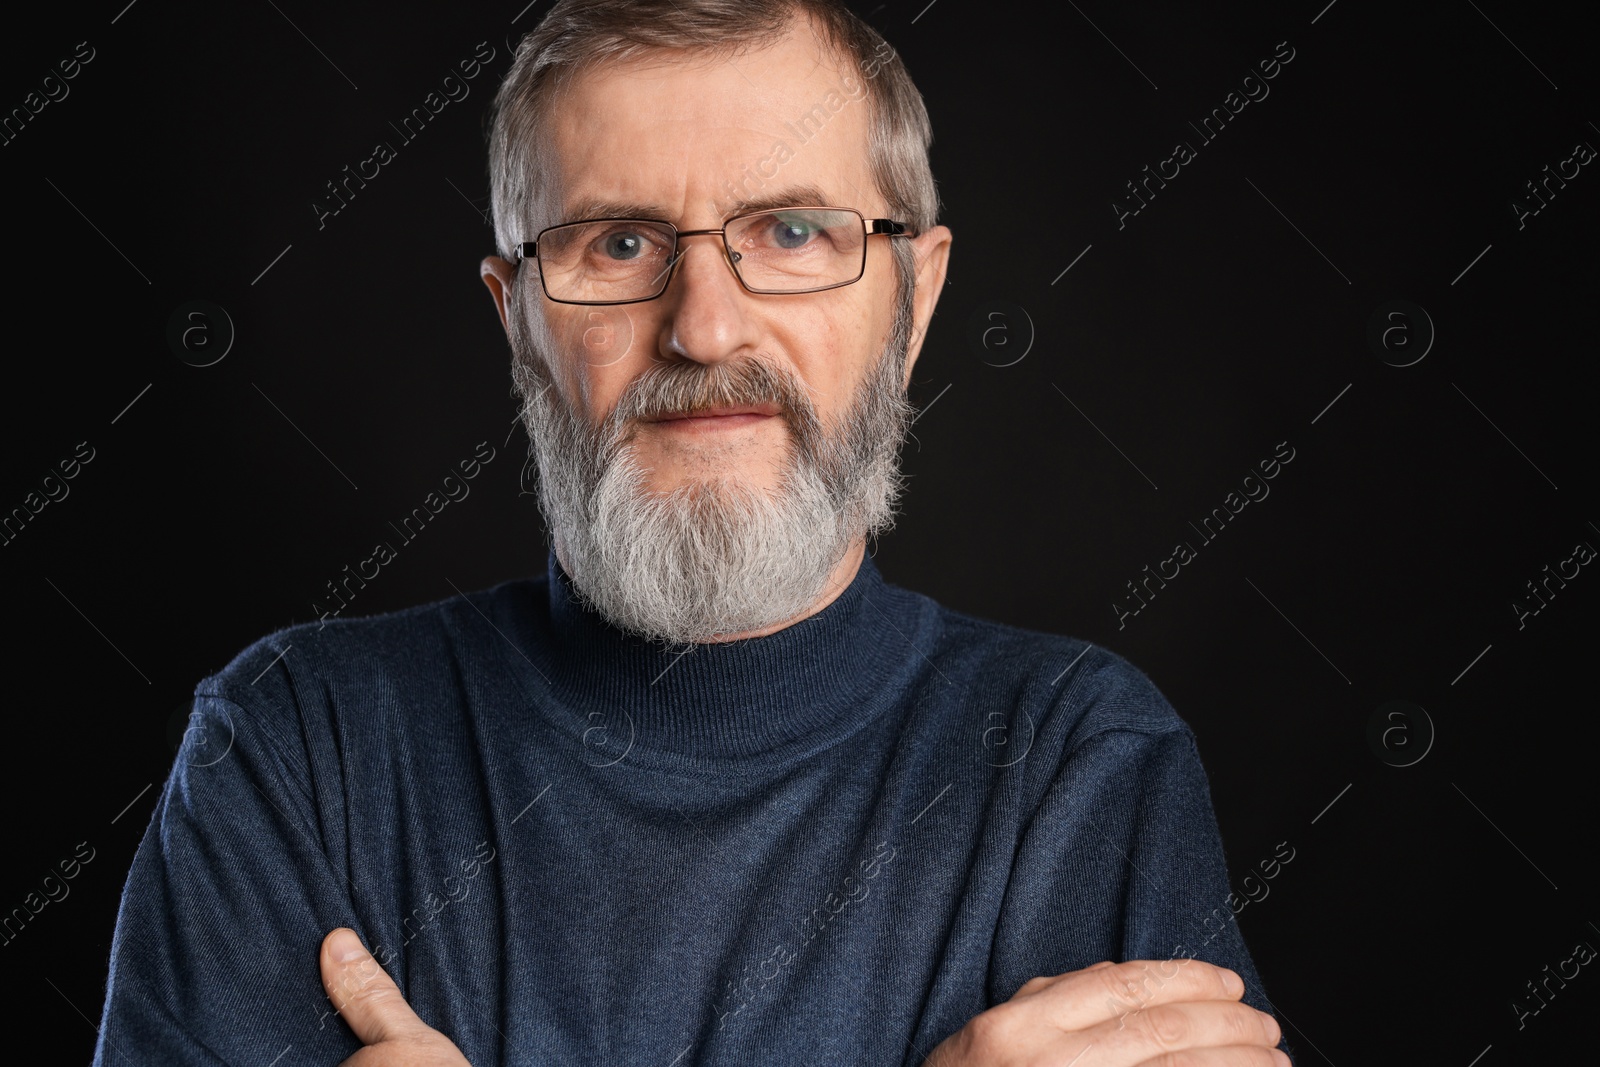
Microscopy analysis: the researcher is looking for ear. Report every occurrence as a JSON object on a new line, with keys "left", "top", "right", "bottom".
{"left": 901, "top": 225, "right": 953, "bottom": 389}
{"left": 480, "top": 255, "right": 518, "bottom": 334}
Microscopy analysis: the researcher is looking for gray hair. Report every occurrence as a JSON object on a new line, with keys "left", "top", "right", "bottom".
{"left": 484, "top": 0, "right": 940, "bottom": 265}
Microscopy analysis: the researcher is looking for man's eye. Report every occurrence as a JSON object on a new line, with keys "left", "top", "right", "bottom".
{"left": 769, "top": 219, "right": 815, "bottom": 249}
{"left": 600, "top": 230, "right": 652, "bottom": 260}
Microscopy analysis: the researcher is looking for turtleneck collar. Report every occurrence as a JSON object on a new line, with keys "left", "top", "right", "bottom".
{"left": 488, "top": 546, "right": 933, "bottom": 775}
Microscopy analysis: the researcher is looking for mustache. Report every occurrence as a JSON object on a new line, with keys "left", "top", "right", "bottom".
{"left": 602, "top": 356, "right": 822, "bottom": 446}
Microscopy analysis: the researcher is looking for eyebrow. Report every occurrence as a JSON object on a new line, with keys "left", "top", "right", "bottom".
{"left": 561, "top": 183, "right": 841, "bottom": 225}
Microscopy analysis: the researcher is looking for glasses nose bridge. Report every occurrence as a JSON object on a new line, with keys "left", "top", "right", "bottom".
{"left": 670, "top": 226, "right": 743, "bottom": 289}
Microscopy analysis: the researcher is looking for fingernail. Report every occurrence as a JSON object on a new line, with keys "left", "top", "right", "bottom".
{"left": 330, "top": 929, "right": 367, "bottom": 962}
{"left": 1224, "top": 969, "right": 1245, "bottom": 996}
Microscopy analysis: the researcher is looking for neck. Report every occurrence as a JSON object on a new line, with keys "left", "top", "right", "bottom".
{"left": 515, "top": 538, "right": 926, "bottom": 768}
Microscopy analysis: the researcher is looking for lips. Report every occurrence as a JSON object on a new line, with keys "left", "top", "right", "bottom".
{"left": 649, "top": 403, "right": 781, "bottom": 422}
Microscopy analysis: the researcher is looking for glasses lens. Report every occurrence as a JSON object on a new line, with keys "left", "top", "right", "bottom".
{"left": 725, "top": 208, "right": 865, "bottom": 292}
{"left": 537, "top": 219, "right": 677, "bottom": 302}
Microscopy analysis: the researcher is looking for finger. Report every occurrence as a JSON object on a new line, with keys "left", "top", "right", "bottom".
{"left": 320, "top": 928, "right": 429, "bottom": 1047}
{"left": 1011, "top": 960, "right": 1118, "bottom": 999}
{"left": 1135, "top": 1047, "right": 1291, "bottom": 1067}
{"left": 1035, "top": 958, "right": 1248, "bottom": 1031}
{"left": 1100, "top": 999, "right": 1281, "bottom": 1059}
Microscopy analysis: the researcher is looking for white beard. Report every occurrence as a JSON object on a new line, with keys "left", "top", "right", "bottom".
{"left": 508, "top": 275, "right": 916, "bottom": 644}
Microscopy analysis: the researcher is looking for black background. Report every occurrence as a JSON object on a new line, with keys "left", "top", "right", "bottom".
{"left": 2, "top": 0, "right": 1595, "bottom": 1063}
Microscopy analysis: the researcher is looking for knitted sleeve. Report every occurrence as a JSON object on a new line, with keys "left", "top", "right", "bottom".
{"left": 91, "top": 638, "right": 369, "bottom": 1066}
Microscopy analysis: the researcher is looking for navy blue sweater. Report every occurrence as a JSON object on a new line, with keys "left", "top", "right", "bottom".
{"left": 93, "top": 549, "right": 1274, "bottom": 1065}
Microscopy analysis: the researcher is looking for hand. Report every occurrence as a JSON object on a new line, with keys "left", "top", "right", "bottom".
{"left": 924, "top": 959, "right": 1286, "bottom": 1066}
{"left": 320, "top": 928, "right": 473, "bottom": 1066}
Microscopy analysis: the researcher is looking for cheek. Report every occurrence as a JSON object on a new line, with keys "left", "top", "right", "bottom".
{"left": 850, "top": 284, "right": 897, "bottom": 374}
{"left": 859, "top": 262, "right": 901, "bottom": 344}
{"left": 781, "top": 303, "right": 856, "bottom": 399}
{"left": 808, "top": 294, "right": 884, "bottom": 417}
{"left": 540, "top": 305, "right": 645, "bottom": 415}
{"left": 572, "top": 305, "right": 637, "bottom": 371}
{"left": 542, "top": 305, "right": 637, "bottom": 371}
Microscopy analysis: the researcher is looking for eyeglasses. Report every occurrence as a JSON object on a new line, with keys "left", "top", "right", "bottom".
{"left": 515, "top": 206, "right": 910, "bottom": 305}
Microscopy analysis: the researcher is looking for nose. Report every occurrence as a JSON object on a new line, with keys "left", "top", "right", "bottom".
{"left": 655, "top": 231, "right": 761, "bottom": 366}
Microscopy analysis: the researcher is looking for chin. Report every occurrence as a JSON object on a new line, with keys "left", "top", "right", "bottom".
{"left": 644, "top": 453, "right": 788, "bottom": 492}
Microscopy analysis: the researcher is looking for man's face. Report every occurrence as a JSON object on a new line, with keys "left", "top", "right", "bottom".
{"left": 483, "top": 17, "right": 951, "bottom": 643}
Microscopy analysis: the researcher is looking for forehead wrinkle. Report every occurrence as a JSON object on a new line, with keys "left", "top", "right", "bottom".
{"left": 543, "top": 27, "right": 880, "bottom": 230}
{"left": 560, "top": 181, "right": 846, "bottom": 226}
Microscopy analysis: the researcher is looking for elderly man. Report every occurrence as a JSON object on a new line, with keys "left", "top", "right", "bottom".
{"left": 93, "top": 1, "right": 1286, "bottom": 1064}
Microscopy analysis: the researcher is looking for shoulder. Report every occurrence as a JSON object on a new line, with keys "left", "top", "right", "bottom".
{"left": 919, "top": 594, "right": 1191, "bottom": 748}
{"left": 901, "top": 592, "right": 1219, "bottom": 855}
{"left": 194, "top": 577, "right": 543, "bottom": 729}
{"left": 896, "top": 588, "right": 1196, "bottom": 796}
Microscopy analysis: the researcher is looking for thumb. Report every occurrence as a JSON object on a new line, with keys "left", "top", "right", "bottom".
{"left": 321, "top": 928, "right": 428, "bottom": 1046}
